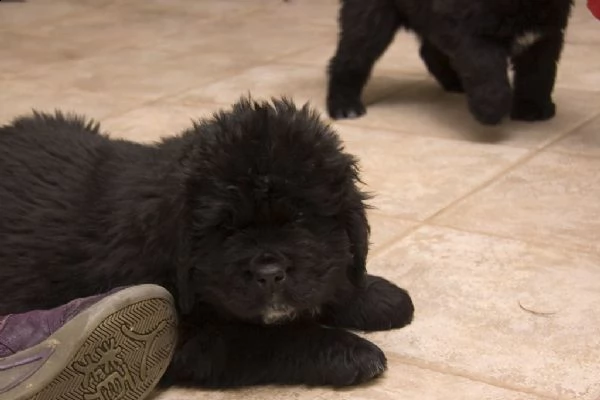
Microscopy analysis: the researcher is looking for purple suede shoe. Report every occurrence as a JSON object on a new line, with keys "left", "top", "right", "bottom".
{"left": 0, "top": 284, "right": 178, "bottom": 400}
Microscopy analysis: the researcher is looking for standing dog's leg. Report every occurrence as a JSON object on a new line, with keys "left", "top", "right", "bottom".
{"left": 161, "top": 321, "right": 387, "bottom": 388}
{"left": 511, "top": 32, "right": 565, "bottom": 121}
{"left": 320, "top": 275, "right": 414, "bottom": 332}
{"left": 443, "top": 36, "right": 511, "bottom": 125}
{"left": 327, "top": 0, "right": 400, "bottom": 119}
{"left": 420, "top": 39, "right": 464, "bottom": 93}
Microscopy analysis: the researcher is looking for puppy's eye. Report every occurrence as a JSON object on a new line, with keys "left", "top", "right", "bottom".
{"left": 296, "top": 211, "right": 304, "bottom": 221}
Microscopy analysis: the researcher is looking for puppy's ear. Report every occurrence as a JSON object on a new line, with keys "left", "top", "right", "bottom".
{"left": 344, "top": 195, "right": 370, "bottom": 288}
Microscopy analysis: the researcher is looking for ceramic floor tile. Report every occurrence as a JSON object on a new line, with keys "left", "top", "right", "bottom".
{"left": 102, "top": 102, "right": 223, "bottom": 143}
{"left": 334, "top": 125, "right": 527, "bottom": 220}
{"left": 434, "top": 151, "right": 600, "bottom": 254}
{"left": 367, "top": 213, "right": 418, "bottom": 255}
{"left": 261, "top": 0, "right": 339, "bottom": 28}
{"left": 0, "top": 28, "right": 130, "bottom": 80}
{"left": 155, "top": 361, "right": 547, "bottom": 400}
{"left": 367, "top": 225, "right": 600, "bottom": 399}
{"left": 168, "top": 16, "right": 333, "bottom": 63}
{"left": 49, "top": 0, "right": 119, "bottom": 6}
{"left": 88, "top": 2, "right": 333, "bottom": 61}
{"left": 374, "top": 360, "right": 547, "bottom": 400}
{"left": 335, "top": 83, "right": 600, "bottom": 148}
{"left": 282, "top": 33, "right": 428, "bottom": 79}
{"left": 2, "top": 1, "right": 600, "bottom": 400}
{"left": 0, "top": 79, "right": 143, "bottom": 124}
{"left": 557, "top": 43, "right": 600, "bottom": 91}
{"left": 0, "top": 32, "right": 46, "bottom": 79}
{"left": 565, "top": 0, "right": 600, "bottom": 45}
{"left": 376, "top": 358, "right": 547, "bottom": 400}
{"left": 0, "top": 9, "right": 151, "bottom": 71}
{"left": 173, "top": 64, "right": 414, "bottom": 115}
{"left": 152, "top": 386, "right": 328, "bottom": 400}
{"left": 6, "top": 6, "right": 268, "bottom": 76}
{"left": 153, "top": 386, "right": 390, "bottom": 400}
{"left": 16, "top": 46, "right": 253, "bottom": 102}
{"left": 551, "top": 115, "right": 600, "bottom": 157}
{"left": 102, "top": 0, "right": 264, "bottom": 21}
{"left": 0, "top": 0, "right": 95, "bottom": 31}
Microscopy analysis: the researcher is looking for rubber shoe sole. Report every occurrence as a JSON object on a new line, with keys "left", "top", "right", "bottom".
{"left": 0, "top": 284, "right": 178, "bottom": 400}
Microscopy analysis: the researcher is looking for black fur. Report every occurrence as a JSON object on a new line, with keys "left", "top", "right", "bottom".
{"left": 0, "top": 98, "right": 414, "bottom": 387}
{"left": 327, "top": 0, "right": 573, "bottom": 125}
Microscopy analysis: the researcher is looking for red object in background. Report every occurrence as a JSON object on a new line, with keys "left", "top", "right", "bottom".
{"left": 589, "top": 0, "right": 600, "bottom": 20}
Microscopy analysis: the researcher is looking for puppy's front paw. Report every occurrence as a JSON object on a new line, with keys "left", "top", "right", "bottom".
{"left": 324, "top": 333, "right": 387, "bottom": 386}
{"left": 511, "top": 100, "right": 555, "bottom": 122}
{"left": 327, "top": 94, "right": 366, "bottom": 120}
{"left": 361, "top": 276, "right": 415, "bottom": 331}
{"left": 320, "top": 275, "right": 414, "bottom": 332}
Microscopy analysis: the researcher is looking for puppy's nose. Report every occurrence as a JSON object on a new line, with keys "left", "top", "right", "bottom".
{"left": 255, "top": 265, "right": 286, "bottom": 289}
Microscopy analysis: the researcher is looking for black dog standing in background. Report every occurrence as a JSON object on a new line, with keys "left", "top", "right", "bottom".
{"left": 327, "top": 0, "right": 573, "bottom": 125}
{"left": 0, "top": 98, "right": 414, "bottom": 388}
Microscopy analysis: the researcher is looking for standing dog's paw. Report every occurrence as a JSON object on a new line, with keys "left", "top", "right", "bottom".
{"left": 323, "top": 333, "right": 387, "bottom": 386}
{"left": 327, "top": 95, "right": 366, "bottom": 120}
{"left": 468, "top": 85, "right": 512, "bottom": 125}
{"left": 442, "top": 81, "right": 465, "bottom": 93}
{"left": 511, "top": 100, "right": 556, "bottom": 122}
{"left": 441, "top": 79, "right": 465, "bottom": 93}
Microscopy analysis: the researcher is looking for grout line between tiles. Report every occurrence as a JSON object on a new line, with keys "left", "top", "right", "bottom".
{"left": 365, "top": 111, "right": 600, "bottom": 259}
{"left": 265, "top": 33, "right": 336, "bottom": 64}
{"left": 421, "top": 112, "right": 600, "bottom": 224}
{"left": 369, "top": 222, "right": 425, "bottom": 258}
{"left": 384, "top": 353, "right": 566, "bottom": 400}
{"left": 539, "top": 111, "right": 600, "bottom": 159}
{"left": 112, "top": 45, "right": 337, "bottom": 118}
{"left": 97, "top": 60, "right": 280, "bottom": 121}
{"left": 428, "top": 221, "right": 600, "bottom": 257}
{"left": 335, "top": 91, "right": 600, "bottom": 154}
{"left": 548, "top": 148, "right": 600, "bottom": 159}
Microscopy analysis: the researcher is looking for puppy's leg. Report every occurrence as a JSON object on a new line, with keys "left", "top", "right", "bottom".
{"left": 420, "top": 39, "right": 464, "bottom": 93}
{"left": 161, "top": 322, "right": 387, "bottom": 387}
{"left": 444, "top": 36, "right": 511, "bottom": 125}
{"left": 510, "top": 33, "right": 564, "bottom": 121}
{"left": 320, "top": 275, "right": 414, "bottom": 332}
{"left": 327, "top": 0, "right": 400, "bottom": 119}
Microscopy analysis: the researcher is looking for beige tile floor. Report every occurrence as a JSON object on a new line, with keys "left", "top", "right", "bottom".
{"left": 1, "top": 0, "right": 599, "bottom": 399}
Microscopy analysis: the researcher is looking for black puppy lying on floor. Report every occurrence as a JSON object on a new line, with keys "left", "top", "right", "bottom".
{"left": 327, "top": 0, "right": 573, "bottom": 125}
{"left": 0, "top": 98, "right": 414, "bottom": 388}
